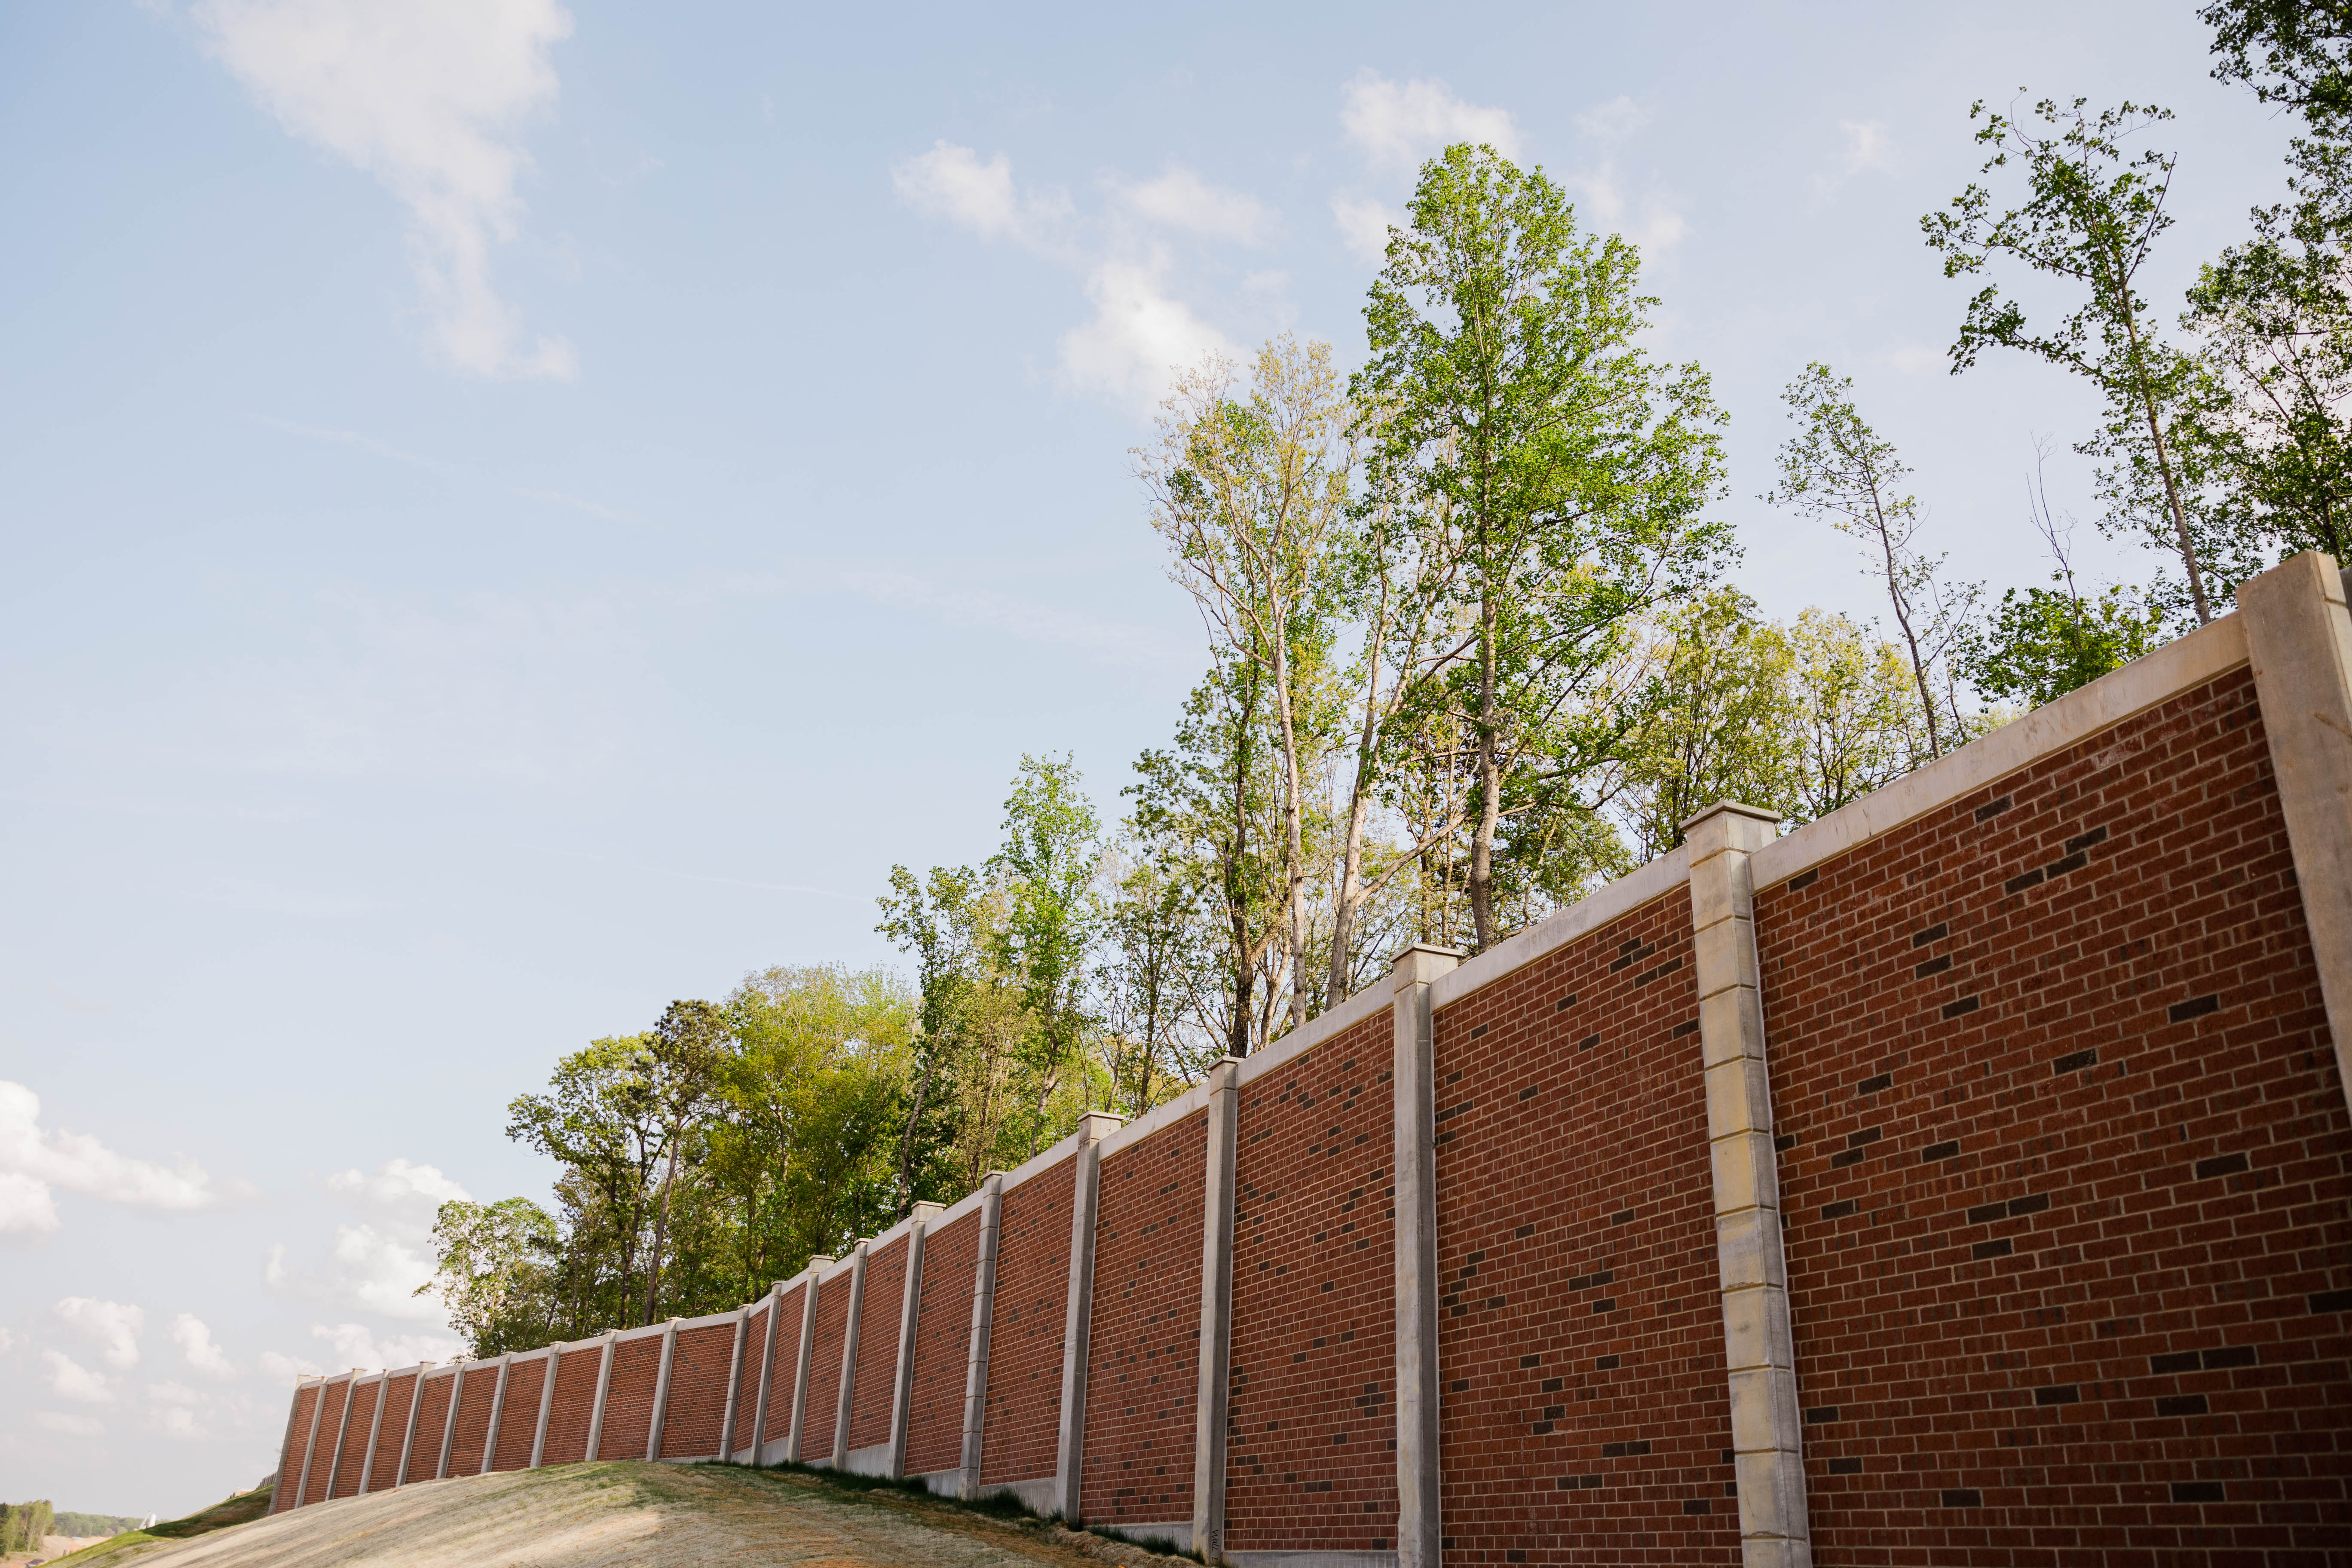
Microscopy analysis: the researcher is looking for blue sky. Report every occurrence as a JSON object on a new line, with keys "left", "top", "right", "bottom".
{"left": 0, "top": 0, "right": 2298, "bottom": 1515}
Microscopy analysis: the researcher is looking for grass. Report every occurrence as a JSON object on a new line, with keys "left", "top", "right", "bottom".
{"left": 35, "top": 1485, "right": 275, "bottom": 1568}
{"left": 710, "top": 1460, "right": 1203, "bottom": 1560}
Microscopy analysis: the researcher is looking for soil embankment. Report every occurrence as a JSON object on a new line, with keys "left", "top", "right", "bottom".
{"left": 49, "top": 1464, "right": 1190, "bottom": 1568}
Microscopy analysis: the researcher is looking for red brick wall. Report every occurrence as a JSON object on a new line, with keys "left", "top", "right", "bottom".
{"left": 1433, "top": 888, "right": 1739, "bottom": 1565}
{"left": 851, "top": 1235, "right": 910, "bottom": 1451}
{"left": 597, "top": 1335, "right": 662, "bottom": 1460}
{"left": 366, "top": 1372, "right": 417, "bottom": 1491}
{"left": 1758, "top": 665, "right": 2352, "bottom": 1563}
{"left": 330, "top": 1377, "right": 380, "bottom": 1495}
{"left": 1227, "top": 1010, "right": 1399, "bottom": 1552}
{"left": 1082, "top": 1108, "right": 1208, "bottom": 1527}
{"left": 982, "top": 1157, "right": 1077, "bottom": 1486}
{"left": 764, "top": 1280, "right": 807, "bottom": 1449}
{"left": 302, "top": 1380, "right": 348, "bottom": 1503}
{"left": 805, "top": 1271, "right": 852, "bottom": 1457}
{"left": 490, "top": 1356, "right": 546, "bottom": 1470}
{"left": 542, "top": 1345, "right": 601, "bottom": 1464}
{"left": 275, "top": 1383, "right": 318, "bottom": 1511}
{"left": 907, "top": 1210, "right": 980, "bottom": 1476}
{"left": 445, "top": 1365, "right": 496, "bottom": 1475}
{"left": 411, "top": 1369, "right": 453, "bottom": 1478}
{"left": 733, "top": 1303, "right": 770, "bottom": 1454}
{"left": 661, "top": 1320, "right": 736, "bottom": 1458}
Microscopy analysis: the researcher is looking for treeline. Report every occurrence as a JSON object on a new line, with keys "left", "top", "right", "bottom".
{"left": 421, "top": 3, "right": 2352, "bottom": 1355}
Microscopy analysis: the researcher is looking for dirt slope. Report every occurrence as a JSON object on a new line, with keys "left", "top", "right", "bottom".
{"left": 68, "top": 1464, "right": 1185, "bottom": 1568}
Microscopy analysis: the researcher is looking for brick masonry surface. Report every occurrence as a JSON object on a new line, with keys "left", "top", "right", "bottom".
{"left": 663, "top": 1322, "right": 734, "bottom": 1458}
{"left": 764, "top": 1281, "right": 806, "bottom": 1449}
{"left": 982, "top": 1158, "right": 1077, "bottom": 1487}
{"left": 851, "top": 1234, "right": 911, "bottom": 1451}
{"left": 412, "top": 1371, "right": 451, "bottom": 1475}
{"left": 805, "top": 1271, "right": 852, "bottom": 1455}
{"left": 330, "top": 1378, "right": 378, "bottom": 1496}
{"left": 733, "top": 1305, "right": 769, "bottom": 1451}
{"left": 1433, "top": 888, "right": 1739, "bottom": 1566}
{"left": 543, "top": 1346, "right": 601, "bottom": 1465}
{"left": 490, "top": 1357, "right": 546, "bottom": 1471}
{"left": 1227, "top": 1010, "right": 1400, "bottom": 1553}
{"left": 597, "top": 1336, "right": 662, "bottom": 1461}
{"left": 366, "top": 1372, "right": 417, "bottom": 1491}
{"left": 1758, "top": 666, "right": 2352, "bottom": 1564}
{"left": 1083, "top": 1107, "right": 1210, "bottom": 1526}
{"left": 266, "top": 621, "right": 2352, "bottom": 1565}
{"left": 274, "top": 1383, "right": 318, "bottom": 1511}
{"left": 906, "top": 1208, "right": 980, "bottom": 1476}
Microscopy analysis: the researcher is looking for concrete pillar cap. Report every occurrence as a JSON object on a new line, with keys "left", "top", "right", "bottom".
{"left": 1678, "top": 799, "right": 1784, "bottom": 834}
{"left": 1390, "top": 942, "right": 1464, "bottom": 989}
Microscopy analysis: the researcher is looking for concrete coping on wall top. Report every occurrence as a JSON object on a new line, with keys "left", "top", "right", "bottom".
{"left": 1750, "top": 608, "right": 2250, "bottom": 889}
{"left": 1427, "top": 842, "right": 1695, "bottom": 1015}
{"left": 1097, "top": 1075, "right": 1216, "bottom": 1160}
{"left": 671, "top": 1307, "right": 740, "bottom": 1332}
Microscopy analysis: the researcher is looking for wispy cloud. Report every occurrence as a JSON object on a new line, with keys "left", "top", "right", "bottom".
{"left": 0, "top": 1085, "right": 228, "bottom": 1232}
{"left": 55, "top": 1297, "right": 146, "bottom": 1369}
{"left": 892, "top": 141, "right": 1257, "bottom": 415}
{"left": 1339, "top": 70, "right": 1521, "bottom": 171}
{"left": 169, "top": 1314, "right": 239, "bottom": 1381}
{"left": 1810, "top": 119, "right": 1896, "bottom": 208}
{"left": 192, "top": 0, "right": 578, "bottom": 379}
{"left": 1575, "top": 95, "right": 1649, "bottom": 142}
{"left": 43, "top": 1349, "right": 116, "bottom": 1405}
{"left": 311, "top": 1321, "right": 462, "bottom": 1371}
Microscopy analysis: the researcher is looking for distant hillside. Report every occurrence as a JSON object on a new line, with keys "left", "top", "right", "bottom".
{"left": 39, "top": 1487, "right": 272, "bottom": 1568}
{"left": 53, "top": 1517, "right": 144, "bottom": 1540}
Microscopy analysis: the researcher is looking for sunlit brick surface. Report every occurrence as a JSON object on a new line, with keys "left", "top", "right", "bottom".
{"left": 596, "top": 1336, "right": 662, "bottom": 1461}
{"left": 542, "top": 1346, "right": 601, "bottom": 1464}
{"left": 981, "top": 1158, "right": 1076, "bottom": 1486}
{"left": 906, "top": 1210, "right": 979, "bottom": 1476}
{"left": 763, "top": 1280, "right": 807, "bottom": 1449}
{"left": 662, "top": 1322, "right": 735, "bottom": 1458}
{"left": 1227, "top": 1011, "right": 1398, "bottom": 1552}
{"left": 851, "top": 1234, "right": 911, "bottom": 1451}
{"left": 1082, "top": 1108, "right": 1208, "bottom": 1526}
{"left": 490, "top": 1357, "right": 545, "bottom": 1470}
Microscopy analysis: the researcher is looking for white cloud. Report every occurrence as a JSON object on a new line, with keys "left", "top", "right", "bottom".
{"left": 55, "top": 1297, "right": 146, "bottom": 1370}
{"left": 144, "top": 1404, "right": 212, "bottom": 1441}
{"left": 1576, "top": 95, "right": 1650, "bottom": 142}
{"left": 1340, "top": 70, "right": 1520, "bottom": 171}
{"left": 192, "top": 0, "right": 578, "bottom": 380}
{"left": 1058, "top": 254, "right": 1238, "bottom": 415}
{"left": 266, "top": 1242, "right": 288, "bottom": 1288}
{"left": 43, "top": 1349, "right": 116, "bottom": 1405}
{"left": 169, "top": 1314, "right": 238, "bottom": 1381}
{"left": 328, "top": 1158, "right": 469, "bottom": 1210}
{"left": 0, "top": 1326, "right": 15, "bottom": 1353}
{"left": 312, "top": 1322, "right": 462, "bottom": 1371}
{"left": 891, "top": 141, "right": 1067, "bottom": 250}
{"left": 1810, "top": 119, "right": 1896, "bottom": 208}
{"left": 34, "top": 1410, "right": 105, "bottom": 1437}
{"left": 0, "top": 1083, "right": 227, "bottom": 1228}
{"left": 1115, "top": 166, "right": 1274, "bottom": 245}
{"left": 1884, "top": 343, "right": 1945, "bottom": 376}
{"left": 259, "top": 1349, "right": 326, "bottom": 1385}
{"left": 148, "top": 1378, "right": 205, "bottom": 1406}
{"left": 1331, "top": 195, "right": 1402, "bottom": 263}
{"left": 1562, "top": 165, "right": 1687, "bottom": 256}
{"left": 326, "top": 1222, "right": 447, "bottom": 1320}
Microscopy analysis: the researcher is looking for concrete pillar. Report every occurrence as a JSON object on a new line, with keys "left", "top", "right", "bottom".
{"left": 479, "top": 1354, "right": 513, "bottom": 1476}
{"left": 394, "top": 1363, "right": 432, "bottom": 1486}
{"left": 888, "top": 1203, "right": 946, "bottom": 1478}
{"left": 720, "top": 1308, "right": 750, "bottom": 1462}
{"left": 357, "top": 1371, "right": 390, "bottom": 1494}
{"left": 785, "top": 1260, "right": 831, "bottom": 1463}
{"left": 646, "top": 1320, "right": 680, "bottom": 1462}
{"left": 293, "top": 1375, "right": 328, "bottom": 1507}
{"left": 530, "top": 1348, "right": 561, "bottom": 1468}
{"left": 1191, "top": 1057, "right": 1242, "bottom": 1562}
{"left": 1054, "top": 1112, "right": 1123, "bottom": 1522}
{"left": 585, "top": 1333, "right": 619, "bottom": 1461}
{"left": 750, "top": 1280, "right": 787, "bottom": 1464}
{"left": 436, "top": 1362, "right": 466, "bottom": 1480}
{"left": 323, "top": 1369, "right": 363, "bottom": 1500}
{"left": 833, "top": 1241, "right": 872, "bottom": 1467}
{"left": 1392, "top": 943, "right": 1459, "bottom": 1568}
{"left": 1686, "top": 799, "right": 1811, "bottom": 1568}
{"left": 959, "top": 1173, "right": 1007, "bottom": 1499}
{"left": 2241, "top": 551, "right": 2352, "bottom": 1119}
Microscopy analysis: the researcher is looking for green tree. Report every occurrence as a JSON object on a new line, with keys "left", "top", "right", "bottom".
{"left": 988, "top": 753, "right": 1106, "bottom": 1157}
{"left": 1924, "top": 96, "right": 2220, "bottom": 624}
{"left": 415, "top": 1197, "right": 560, "bottom": 1357}
{"left": 1357, "top": 141, "right": 1732, "bottom": 949}
{"left": 503, "top": 1035, "right": 669, "bottom": 1322}
{"left": 1764, "top": 364, "right": 1974, "bottom": 753}
{"left": 1783, "top": 609, "right": 1931, "bottom": 819}
{"left": 1614, "top": 591, "right": 1796, "bottom": 858}
{"left": 635, "top": 1000, "right": 728, "bottom": 1325}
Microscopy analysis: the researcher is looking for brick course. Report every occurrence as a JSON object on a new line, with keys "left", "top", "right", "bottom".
{"left": 662, "top": 1321, "right": 735, "bottom": 1458}
{"left": 412, "top": 1370, "right": 453, "bottom": 1476}
{"left": 542, "top": 1346, "right": 601, "bottom": 1464}
{"left": 1433, "top": 890, "right": 1739, "bottom": 1565}
{"left": 851, "top": 1234, "right": 911, "bottom": 1452}
{"left": 330, "top": 1378, "right": 379, "bottom": 1495}
{"left": 366, "top": 1372, "right": 417, "bottom": 1491}
{"left": 764, "top": 1280, "right": 807, "bottom": 1449}
{"left": 275, "top": 1382, "right": 318, "bottom": 1510}
{"left": 490, "top": 1357, "right": 545, "bottom": 1470}
{"left": 1227, "top": 1011, "right": 1399, "bottom": 1552}
{"left": 1082, "top": 1108, "right": 1209, "bottom": 1526}
{"left": 982, "top": 1158, "right": 1076, "bottom": 1486}
{"left": 805, "top": 1270, "right": 852, "bottom": 1457}
{"left": 1760, "top": 667, "right": 2352, "bottom": 1564}
{"left": 906, "top": 1209, "right": 980, "bottom": 1477}
{"left": 732, "top": 1304, "right": 769, "bottom": 1453}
